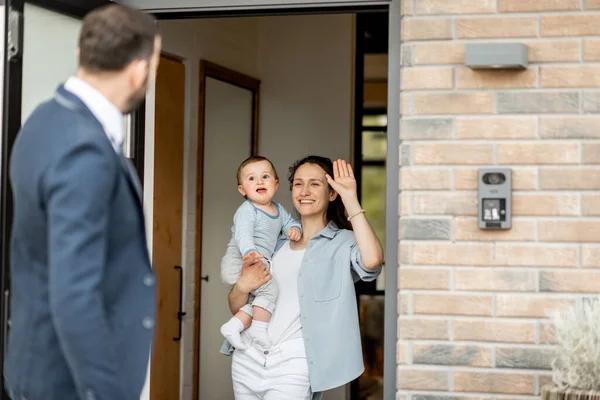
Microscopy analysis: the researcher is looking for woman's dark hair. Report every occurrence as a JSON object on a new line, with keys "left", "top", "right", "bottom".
{"left": 288, "top": 155, "right": 352, "bottom": 231}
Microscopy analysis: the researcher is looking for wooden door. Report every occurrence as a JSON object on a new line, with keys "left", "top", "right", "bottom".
{"left": 151, "top": 54, "right": 185, "bottom": 400}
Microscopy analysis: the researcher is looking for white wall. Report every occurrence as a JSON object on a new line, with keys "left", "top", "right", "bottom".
{"left": 149, "top": 13, "right": 354, "bottom": 400}
{"left": 21, "top": 4, "right": 81, "bottom": 123}
{"left": 256, "top": 14, "right": 354, "bottom": 210}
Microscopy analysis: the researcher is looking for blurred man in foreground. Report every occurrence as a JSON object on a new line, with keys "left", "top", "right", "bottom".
{"left": 5, "top": 5, "right": 161, "bottom": 400}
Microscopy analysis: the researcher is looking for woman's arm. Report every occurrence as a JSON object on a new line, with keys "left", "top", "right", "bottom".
{"left": 228, "top": 256, "right": 271, "bottom": 315}
{"left": 326, "top": 159, "right": 384, "bottom": 270}
{"left": 345, "top": 198, "right": 384, "bottom": 270}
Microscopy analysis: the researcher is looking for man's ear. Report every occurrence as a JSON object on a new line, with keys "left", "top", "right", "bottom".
{"left": 129, "top": 59, "right": 148, "bottom": 88}
{"left": 237, "top": 185, "right": 246, "bottom": 197}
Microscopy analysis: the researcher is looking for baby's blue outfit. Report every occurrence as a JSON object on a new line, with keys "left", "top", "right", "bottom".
{"left": 221, "top": 200, "right": 301, "bottom": 314}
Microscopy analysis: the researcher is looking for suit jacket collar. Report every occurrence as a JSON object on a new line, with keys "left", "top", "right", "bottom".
{"left": 54, "top": 84, "right": 143, "bottom": 206}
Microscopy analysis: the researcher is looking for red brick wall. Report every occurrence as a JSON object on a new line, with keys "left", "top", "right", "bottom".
{"left": 398, "top": 0, "right": 600, "bottom": 398}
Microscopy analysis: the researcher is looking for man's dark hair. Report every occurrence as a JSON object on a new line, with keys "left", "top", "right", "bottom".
{"left": 79, "top": 4, "right": 159, "bottom": 73}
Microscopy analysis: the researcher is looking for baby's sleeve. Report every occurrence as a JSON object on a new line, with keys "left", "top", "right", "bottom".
{"left": 233, "top": 202, "right": 258, "bottom": 256}
{"left": 279, "top": 204, "right": 302, "bottom": 237}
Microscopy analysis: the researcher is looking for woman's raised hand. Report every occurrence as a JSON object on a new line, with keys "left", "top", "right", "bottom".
{"left": 325, "top": 159, "right": 358, "bottom": 202}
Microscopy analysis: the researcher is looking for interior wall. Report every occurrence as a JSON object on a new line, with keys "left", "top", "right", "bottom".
{"left": 256, "top": 13, "right": 355, "bottom": 210}
{"left": 147, "top": 12, "right": 354, "bottom": 400}
{"left": 21, "top": 3, "right": 81, "bottom": 123}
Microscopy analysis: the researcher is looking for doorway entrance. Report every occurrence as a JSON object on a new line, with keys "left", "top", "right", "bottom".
{"left": 150, "top": 9, "right": 392, "bottom": 400}
{"left": 0, "top": 1, "right": 400, "bottom": 400}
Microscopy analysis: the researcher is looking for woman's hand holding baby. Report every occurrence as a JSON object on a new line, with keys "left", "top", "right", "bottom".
{"left": 235, "top": 254, "right": 271, "bottom": 295}
{"left": 287, "top": 227, "right": 302, "bottom": 241}
{"left": 242, "top": 250, "right": 263, "bottom": 262}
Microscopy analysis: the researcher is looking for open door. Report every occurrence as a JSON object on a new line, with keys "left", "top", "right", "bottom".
{"left": 150, "top": 53, "right": 185, "bottom": 400}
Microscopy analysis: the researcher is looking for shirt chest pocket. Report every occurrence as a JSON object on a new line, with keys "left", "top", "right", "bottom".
{"left": 309, "top": 258, "right": 343, "bottom": 302}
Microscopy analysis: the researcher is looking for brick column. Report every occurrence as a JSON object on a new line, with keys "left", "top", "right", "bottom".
{"left": 398, "top": 0, "right": 600, "bottom": 398}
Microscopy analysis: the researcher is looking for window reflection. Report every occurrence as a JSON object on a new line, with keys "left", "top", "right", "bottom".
{"left": 362, "top": 131, "right": 386, "bottom": 161}
{"left": 362, "top": 114, "right": 387, "bottom": 128}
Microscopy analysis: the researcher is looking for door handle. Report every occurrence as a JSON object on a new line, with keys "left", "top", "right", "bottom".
{"left": 173, "top": 266, "right": 186, "bottom": 341}
{"left": 200, "top": 275, "right": 209, "bottom": 282}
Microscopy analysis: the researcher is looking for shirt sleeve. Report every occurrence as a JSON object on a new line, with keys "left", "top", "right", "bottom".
{"left": 233, "top": 201, "right": 258, "bottom": 256}
{"left": 278, "top": 203, "right": 302, "bottom": 237}
{"left": 350, "top": 238, "right": 382, "bottom": 283}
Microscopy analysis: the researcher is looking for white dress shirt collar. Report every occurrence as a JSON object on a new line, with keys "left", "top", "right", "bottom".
{"left": 64, "top": 76, "right": 125, "bottom": 153}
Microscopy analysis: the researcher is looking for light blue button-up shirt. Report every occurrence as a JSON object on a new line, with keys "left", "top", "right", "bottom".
{"left": 220, "top": 221, "right": 382, "bottom": 398}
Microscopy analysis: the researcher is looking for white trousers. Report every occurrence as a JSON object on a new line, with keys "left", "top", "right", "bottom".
{"left": 231, "top": 338, "right": 312, "bottom": 400}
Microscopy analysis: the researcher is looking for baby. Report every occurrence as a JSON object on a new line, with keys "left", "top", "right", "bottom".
{"left": 220, "top": 156, "right": 302, "bottom": 350}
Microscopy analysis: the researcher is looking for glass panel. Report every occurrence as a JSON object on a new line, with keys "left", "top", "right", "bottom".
{"left": 362, "top": 114, "right": 387, "bottom": 128}
{"left": 362, "top": 165, "right": 386, "bottom": 254}
{"left": 362, "top": 130, "right": 386, "bottom": 161}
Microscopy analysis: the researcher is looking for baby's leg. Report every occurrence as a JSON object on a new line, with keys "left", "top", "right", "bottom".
{"left": 252, "top": 306, "right": 271, "bottom": 322}
{"left": 247, "top": 274, "right": 279, "bottom": 349}
{"left": 220, "top": 243, "right": 243, "bottom": 288}
{"left": 220, "top": 307, "right": 252, "bottom": 350}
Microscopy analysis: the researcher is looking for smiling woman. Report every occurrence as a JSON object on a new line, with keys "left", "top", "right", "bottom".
{"left": 221, "top": 155, "right": 384, "bottom": 400}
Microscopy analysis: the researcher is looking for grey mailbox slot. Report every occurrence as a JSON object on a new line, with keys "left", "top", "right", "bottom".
{"left": 465, "top": 43, "right": 528, "bottom": 70}
{"left": 478, "top": 168, "right": 512, "bottom": 230}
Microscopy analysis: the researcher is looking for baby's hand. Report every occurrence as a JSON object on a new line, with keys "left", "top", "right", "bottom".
{"left": 287, "top": 227, "right": 302, "bottom": 241}
{"left": 243, "top": 250, "right": 263, "bottom": 261}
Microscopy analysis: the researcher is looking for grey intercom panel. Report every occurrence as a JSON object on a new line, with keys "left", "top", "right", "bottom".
{"left": 478, "top": 168, "right": 512, "bottom": 230}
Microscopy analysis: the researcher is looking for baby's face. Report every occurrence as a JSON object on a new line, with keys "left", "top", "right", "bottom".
{"left": 237, "top": 160, "right": 279, "bottom": 205}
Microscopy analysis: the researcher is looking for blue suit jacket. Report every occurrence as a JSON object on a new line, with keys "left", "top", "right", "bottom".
{"left": 4, "top": 86, "right": 156, "bottom": 400}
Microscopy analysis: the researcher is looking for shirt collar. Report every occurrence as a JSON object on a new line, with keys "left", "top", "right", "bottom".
{"left": 64, "top": 77, "right": 125, "bottom": 153}
{"left": 317, "top": 221, "right": 340, "bottom": 239}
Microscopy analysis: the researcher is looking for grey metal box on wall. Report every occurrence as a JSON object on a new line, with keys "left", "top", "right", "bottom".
{"left": 465, "top": 43, "right": 528, "bottom": 69}
{"left": 478, "top": 168, "right": 512, "bottom": 230}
